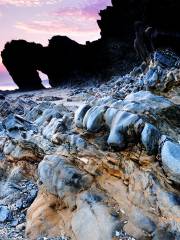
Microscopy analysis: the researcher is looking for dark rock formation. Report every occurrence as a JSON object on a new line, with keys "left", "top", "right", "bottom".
{"left": 1, "top": 0, "right": 180, "bottom": 90}
{"left": 99, "top": 0, "right": 180, "bottom": 53}
{"left": 98, "top": 0, "right": 180, "bottom": 39}
{"left": 39, "top": 36, "right": 86, "bottom": 87}
{"left": 1, "top": 40, "right": 45, "bottom": 90}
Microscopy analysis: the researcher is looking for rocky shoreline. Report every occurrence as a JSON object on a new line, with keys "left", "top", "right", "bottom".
{"left": 0, "top": 51, "right": 179, "bottom": 240}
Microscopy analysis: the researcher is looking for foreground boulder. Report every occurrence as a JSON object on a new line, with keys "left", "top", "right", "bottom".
{"left": 161, "top": 141, "right": 180, "bottom": 184}
{"left": 71, "top": 192, "right": 122, "bottom": 240}
{"left": 38, "top": 155, "right": 93, "bottom": 209}
{"left": 141, "top": 123, "right": 160, "bottom": 155}
{"left": 76, "top": 90, "right": 180, "bottom": 146}
{"left": 107, "top": 111, "right": 140, "bottom": 149}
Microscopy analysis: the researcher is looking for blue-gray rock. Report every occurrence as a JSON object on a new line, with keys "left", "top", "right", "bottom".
{"left": 0, "top": 122, "right": 5, "bottom": 137}
{"left": 71, "top": 191, "right": 120, "bottom": 240}
{"left": 74, "top": 104, "right": 91, "bottom": 128}
{"left": 104, "top": 108, "right": 119, "bottom": 128}
{"left": 83, "top": 106, "right": 108, "bottom": 132}
{"left": 0, "top": 122, "right": 4, "bottom": 132}
{"left": 158, "top": 135, "right": 173, "bottom": 150}
{"left": 10, "top": 219, "right": 19, "bottom": 227}
{"left": 25, "top": 101, "right": 54, "bottom": 122}
{"left": 154, "top": 50, "right": 180, "bottom": 68}
{"left": 35, "top": 108, "right": 62, "bottom": 126}
{"left": 141, "top": 123, "right": 160, "bottom": 155}
{"left": 110, "top": 100, "right": 123, "bottom": 109}
{"left": 82, "top": 191, "right": 103, "bottom": 204}
{"left": 16, "top": 199, "right": 23, "bottom": 209}
{"left": 152, "top": 229, "right": 180, "bottom": 240}
{"left": 30, "top": 189, "right": 38, "bottom": 199}
{"left": 93, "top": 96, "right": 116, "bottom": 106}
{"left": 122, "top": 101, "right": 155, "bottom": 114}
{"left": 124, "top": 91, "right": 172, "bottom": 111}
{"left": 107, "top": 111, "right": 140, "bottom": 149}
{"left": 0, "top": 205, "right": 10, "bottom": 222}
{"left": 68, "top": 134, "right": 87, "bottom": 151}
{"left": 3, "top": 114, "right": 38, "bottom": 139}
{"left": 42, "top": 118, "right": 65, "bottom": 140}
{"left": 38, "top": 155, "right": 93, "bottom": 208}
{"left": 3, "top": 114, "right": 37, "bottom": 132}
{"left": 143, "top": 67, "right": 158, "bottom": 88}
{"left": 161, "top": 141, "right": 180, "bottom": 184}
{"left": 131, "top": 209, "right": 156, "bottom": 234}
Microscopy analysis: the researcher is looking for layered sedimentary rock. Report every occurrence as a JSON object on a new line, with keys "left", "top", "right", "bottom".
{"left": 0, "top": 51, "right": 179, "bottom": 239}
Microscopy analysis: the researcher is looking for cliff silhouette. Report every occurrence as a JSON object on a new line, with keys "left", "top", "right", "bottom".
{"left": 1, "top": 0, "right": 180, "bottom": 90}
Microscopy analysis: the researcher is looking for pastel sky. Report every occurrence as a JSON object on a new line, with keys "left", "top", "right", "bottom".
{"left": 0, "top": 0, "right": 111, "bottom": 90}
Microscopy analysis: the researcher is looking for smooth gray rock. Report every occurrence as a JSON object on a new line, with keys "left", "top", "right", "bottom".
{"left": 104, "top": 108, "right": 119, "bottom": 128}
{"left": 68, "top": 134, "right": 87, "bottom": 151}
{"left": 121, "top": 102, "right": 156, "bottom": 114}
{"left": 93, "top": 96, "right": 116, "bottom": 106}
{"left": 35, "top": 108, "right": 62, "bottom": 126}
{"left": 161, "top": 141, "right": 180, "bottom": 184}
{"left": 38, "top": 155, "right": 93, "bottom": 208}
{"left": 71, "top": 191, "right": 120, "bottom": 240}
{"left": 107, "top": 111, "right": 140, "bottom": 149}
{"left": 124, "top": 91, "right": 172, "bottom": 110}
{"left": 110, "top": 100, "right": 123, "bottom": 109}
{"left": 123, "top": 91, "right": 180, "bottom": 141}
{"left": 83, "top": 106, "right": 108, "bottom": 132}
{"left": 131, "top": 208, "right": 156, "bottom": 233}
{"left": 141, "top": 123, "right": 160, "bottom": 155}
{"left": 75, "top": 104, "right": 91, "bottom": 128}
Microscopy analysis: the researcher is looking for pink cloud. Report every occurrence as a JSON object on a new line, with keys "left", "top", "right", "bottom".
{"left": 16, "top": 20, "right": 99, "bottom": 43}
{"left": 16, "top": 18, "right": 97, "bottom": 33}
{"left": 15, "top": 0, "right": 111, "bottom": 43}
{"left": 55, "top": 0, "right": 111, "bottom": 18}
{"left": 0, "top": 0, "right": 61, "bottom": 7}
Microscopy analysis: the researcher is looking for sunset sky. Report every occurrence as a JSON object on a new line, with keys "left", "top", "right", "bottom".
{"left": 0, "top": 0, "right": 111, "bottom": 90}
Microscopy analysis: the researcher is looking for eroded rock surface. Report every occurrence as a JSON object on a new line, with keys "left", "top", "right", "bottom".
{"left": 0, "top": 51, "right": 179, "bottom": 240}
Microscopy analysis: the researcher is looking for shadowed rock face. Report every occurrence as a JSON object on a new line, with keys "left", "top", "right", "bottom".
{"left": 1, "top": 0, "right": 180, "bottom": 90}
{"left": 1, "top": 37, "right": 87, "bottom": 89}
{"left": 99, "top": 0, "right": 180, "bottom": 39}
{"left": 39, "top": 36, "right": 87, "bottom": 88}
{"left": 1, "top": 40, "right": 45, "bottom": 90}
{"left": 99, "top": 0, "right": 180, "bottom": 53}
